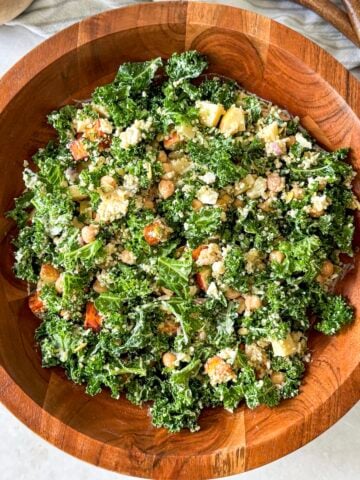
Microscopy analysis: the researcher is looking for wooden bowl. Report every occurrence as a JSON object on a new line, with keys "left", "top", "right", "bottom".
{"left": 0, "top": 0, "right": 33, "bottom": 24}
{"left": 0, "top": 2, "right": 359, "bottom": 478}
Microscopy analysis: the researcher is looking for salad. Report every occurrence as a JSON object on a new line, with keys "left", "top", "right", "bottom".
{"left": 8, "top": 51, "right": 357, "bottom": 432}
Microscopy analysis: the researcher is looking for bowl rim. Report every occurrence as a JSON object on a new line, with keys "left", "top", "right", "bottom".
{"left": 0, "top": 2, "right": 359, "bottom": 478}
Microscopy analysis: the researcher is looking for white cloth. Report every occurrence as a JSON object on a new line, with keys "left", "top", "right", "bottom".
{"left": 5, "top": 0, "right": 360, "bottom": 75}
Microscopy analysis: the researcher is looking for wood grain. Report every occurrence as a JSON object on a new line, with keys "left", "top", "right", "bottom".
{"left": 0, "top": 0, "right": 33, "bottom": 24}
{"left": 0, "top": 2, "right": 359, "bottom": 478}
{"left": 295, "top": 0, "right": 360, "bottom": 46}
{"left": 343, "top": 0, "right": 360, "bottom": 43}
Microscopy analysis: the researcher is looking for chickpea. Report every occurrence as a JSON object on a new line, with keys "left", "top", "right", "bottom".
{"left": 192, "top": 199, "right": 203, "bottom": 211}
{"left": 81, "top": 224, "right": 99, "bottom": 244}
{"left": 225, "top": 287, "right": 242, "bottom": 300}
{"left": 162, "top": 352, "right": 177, "bottom": 368}
{"left": 55, "top": 273, "right": 65, "bottom": 294}
{"left": 157, "top": 150, "right": 168, "bottom": 163}
{"left": 100, "top": 175, "right": 117, "bottom": 192}
{"left": 244, "top": 294, "right": 262, "bottom": 311}
{"left": 158, "top": 179, "right": 175, "bottom": 199}
{"left": 269, "top": 250, "right": 285, "bottom": 263}
{"left": 321, "top": 260, "right": 334, "bottom": 277}
{"left": 271, "top": 372, "right": 285, "bottom": 385}
{"left": 93, "top": 279, "right": 108, "bottom": 293}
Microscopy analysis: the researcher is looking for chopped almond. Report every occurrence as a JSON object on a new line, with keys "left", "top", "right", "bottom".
{"left": 84, "top": 302, "right": 102, "bottom": 332}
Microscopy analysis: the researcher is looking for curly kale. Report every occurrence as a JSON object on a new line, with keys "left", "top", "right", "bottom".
{"left": 165, "top": 50, "right": 207, "bottom": 81}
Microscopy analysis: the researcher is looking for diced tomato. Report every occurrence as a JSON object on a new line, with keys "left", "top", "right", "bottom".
{"left": 84, "top": 302, "right": 102, "bottom": 332}
{"left": 28, "top": 292, "right": 44, "bottom": 317}
{"left": 163, "top": 131, "right": 180, "bottom": 150}
{"left": 69, "top": 140, "right": 88, "bottom": 161}
{"left": 195, "top": 267, "right": 211, "bottom": 291}
{"left": 192, "top": 245, "right": 208, "bottom": 261}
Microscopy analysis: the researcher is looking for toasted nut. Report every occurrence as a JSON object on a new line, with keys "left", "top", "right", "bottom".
{"left": 55, "top": 274, "right": 65, "bottom": 294}
{"left": 100, "top": 175, "right": 117, "bottom": 192}
{"left": 269, "top": 250, "right": 285, "bottom": 263}
{"left": 225, "top": 288, "right": 242, "bottom": 300}
{"left": 191, "top": 199, "right": 203, "bottom": 211}
{"left": 40, "top": 264, "right": 60, "bottom": 284}
{"left": 320, "top": 260, "right": 334, "bottom": 277}
{"left": 93, "top": 279, "right": 108, "bottom": 293}
{"left": 157, "top": 150, "right": 168, "bottom": 163}
{"left": 84, "top": 302, "right": 102, "bottom": 332}
{"left": 162, "top": 352, "right": 177, "bottom": 368}
{"left": 158, "top": 179, "right": 175, "bottom": 199}
{"left": 81, "top": 225, "right": 99, "bottom": 244}
{"left": 244, "top": 294, "right": 262, "bottom": 311}
{"left": 271, "top": 372, "right": 285, "bottom": 385}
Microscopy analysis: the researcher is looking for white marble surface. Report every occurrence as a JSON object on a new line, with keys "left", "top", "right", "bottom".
{"left": 0, "top": 1, "right": 359, "bottom": 479}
